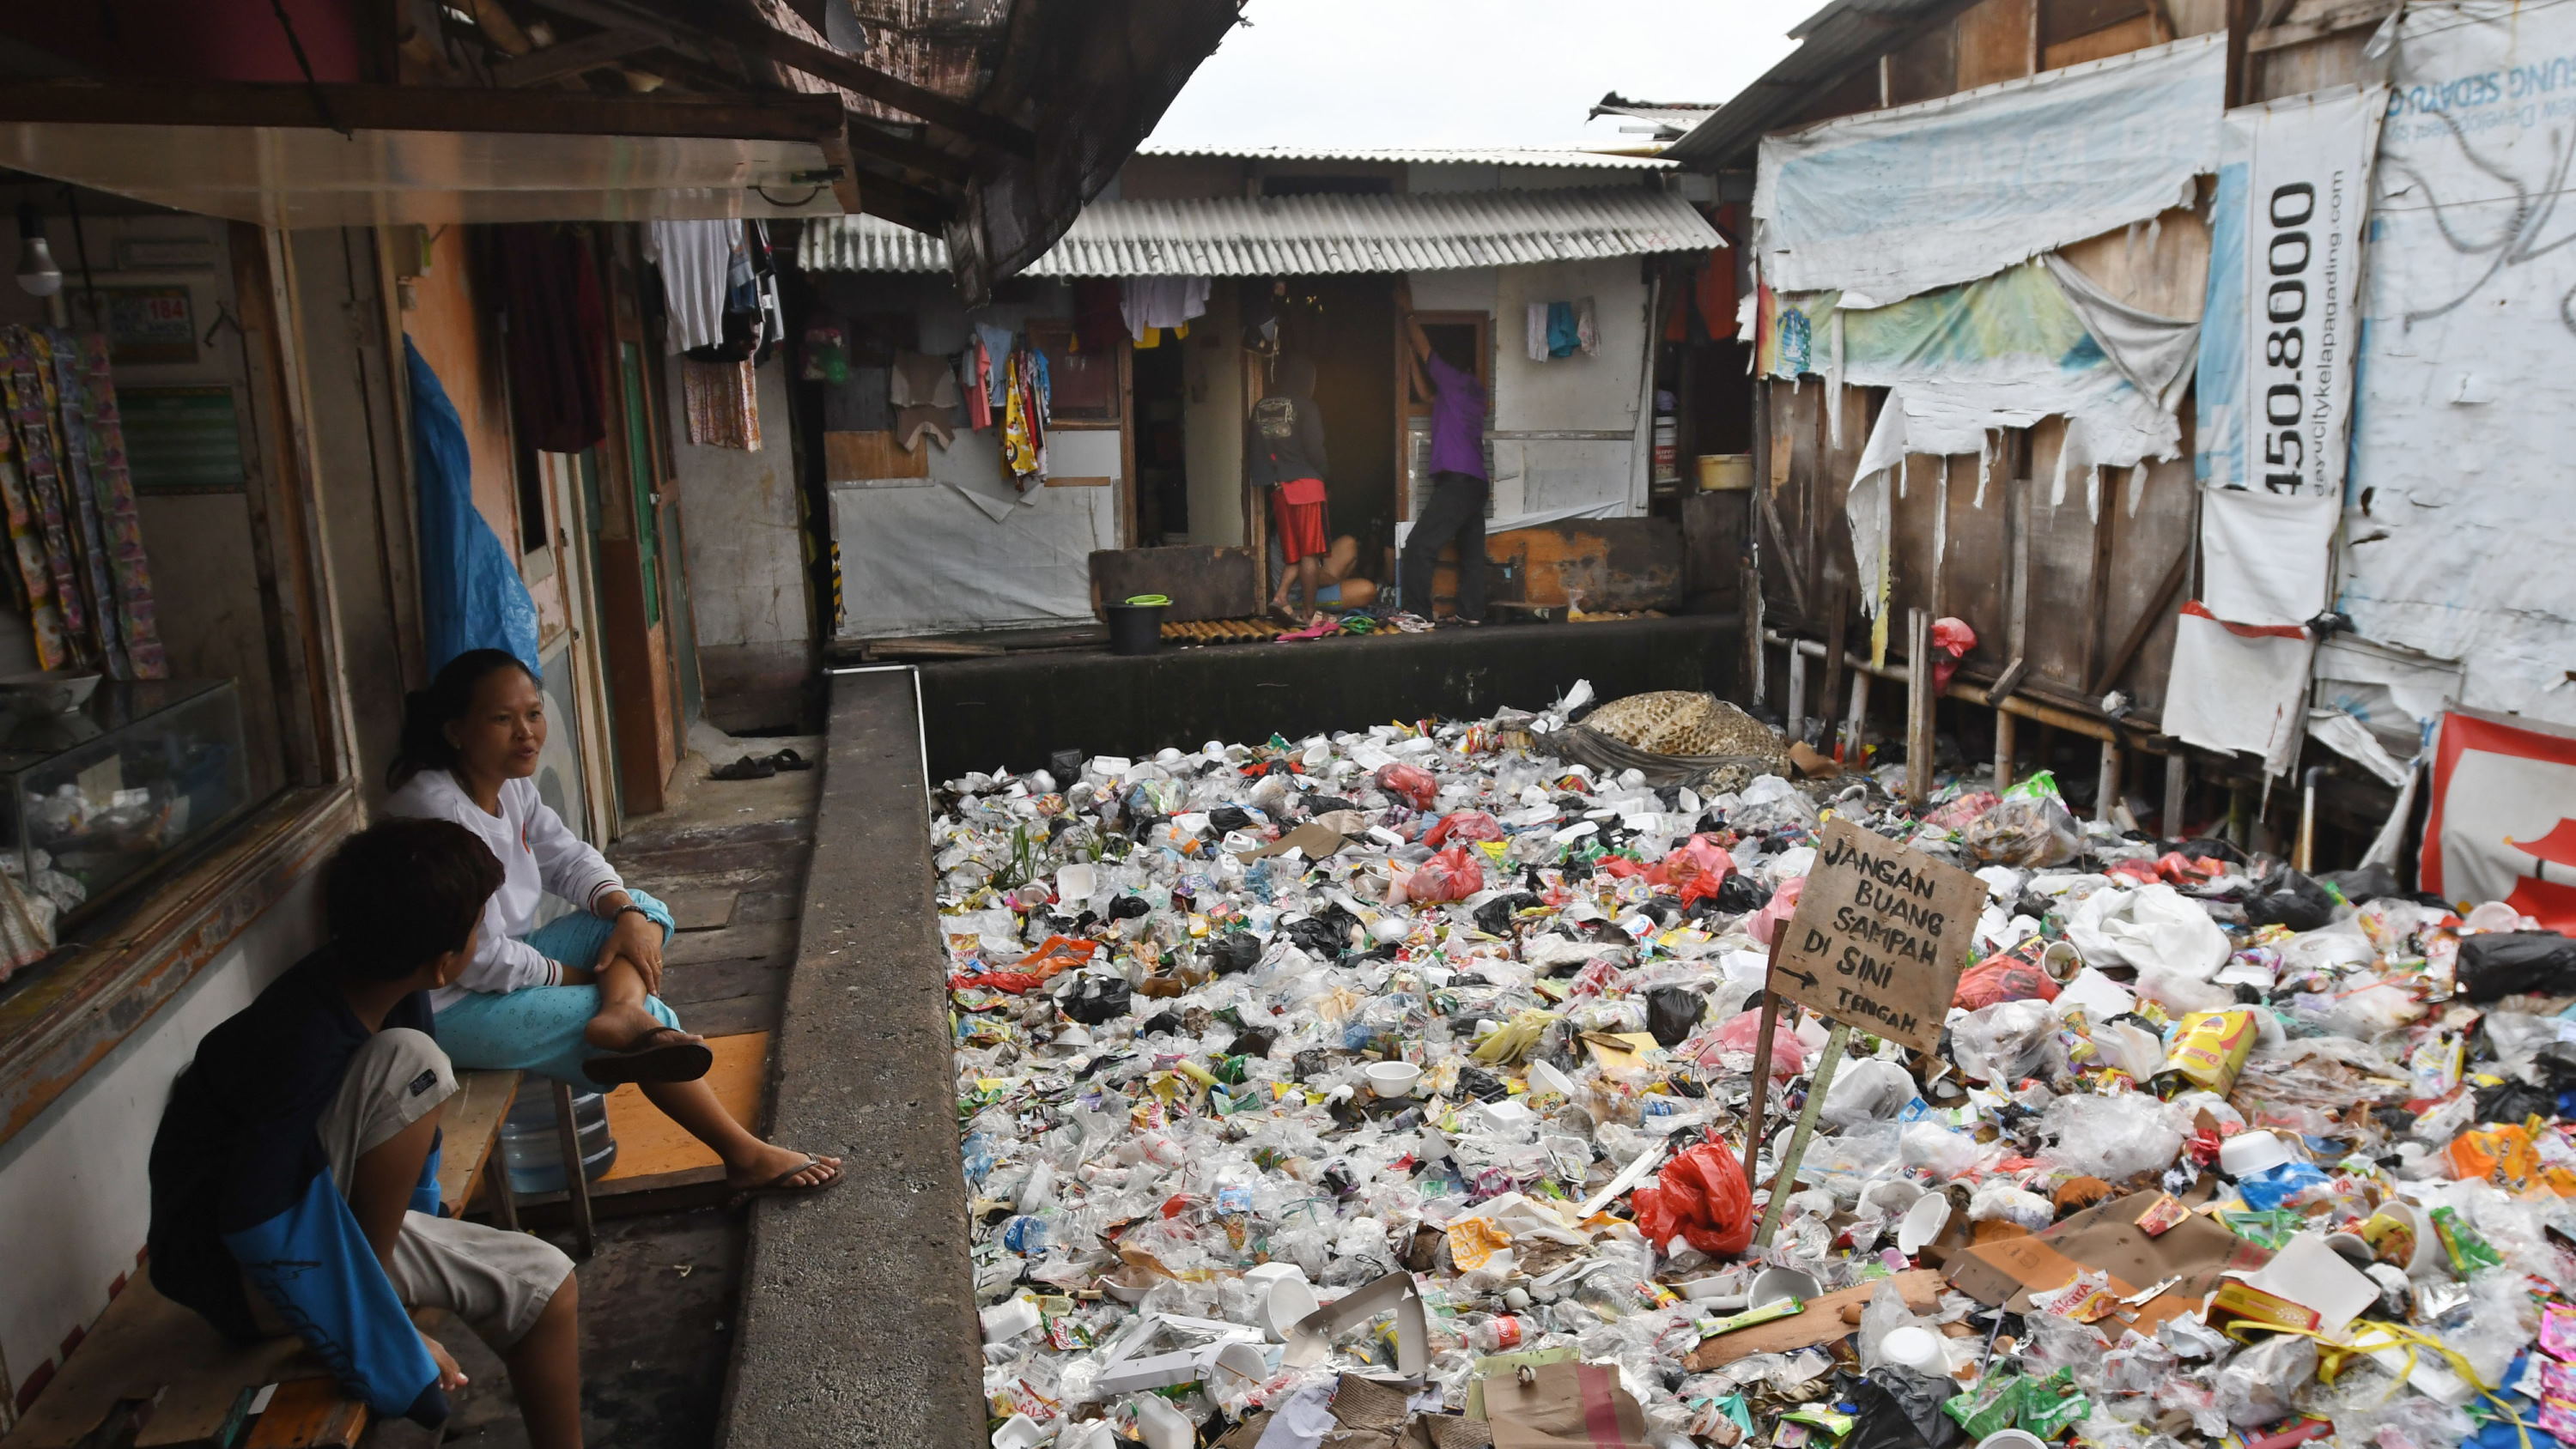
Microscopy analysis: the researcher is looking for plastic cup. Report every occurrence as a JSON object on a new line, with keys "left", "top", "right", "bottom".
{"left": 2219, "top": 1130, "right": 2293, "bottom": 1178}
{"left": 1750, "top": 1265, "right": 1820, "bottom": 1307}
{"left": 1978, "top": 1433, "right": 2048, "bottom": 1449}
{"left": 1898, "top": 1192, "right": 1954, "bottom": 1255}
{"left": 1880, "top": 1325, "right": 1947, "bottom": 1374}
{"left": 1365, "top": 1061, "right": 1423, "bottom": 1098}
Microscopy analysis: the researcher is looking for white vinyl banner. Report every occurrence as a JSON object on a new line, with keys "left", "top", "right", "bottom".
{"left": 2194, "top": 87, "right": 2385, "bottom": 498}
{"left": 1751, "top": 34, "right": 2225, "bottom": 306}
{"left": 2344, "top": 2, "right": 2576, "bottom": 724}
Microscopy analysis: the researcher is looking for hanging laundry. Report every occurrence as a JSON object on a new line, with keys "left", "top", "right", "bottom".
{"left": 1000, "top": 345, "right": 1050, "bottom": 488}
{"left": 962, "top": 337, "right": 995, "bottom": 431}
{"left": 495, "top": 225, "right": 608, "bottom": 453}
{"left": 1072, "top": 279, "right": 1125, "bottom": 354}
{"left": 682, "top": 359, "right": 761, "bottom": 451}
{"left": 890, "top": 352, "right": 963, "bottom": 452}
{"left": 645, "top": 220, "right": 735, "bottom": 355}
{"left": 1527, "top": 298, "right": 1601, "bottom": 361}
{"left": 972, "top": 323, "right": 1014, "bottom": 407}
{"left": 1119, "top": 276, "right": 1210, "bottom": 342}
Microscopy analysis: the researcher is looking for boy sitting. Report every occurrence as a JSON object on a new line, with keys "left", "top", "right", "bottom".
{"left": 148, "top": 818, "right": 585, "bottom": 1449}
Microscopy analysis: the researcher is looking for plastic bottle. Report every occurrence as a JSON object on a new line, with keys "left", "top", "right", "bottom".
{"left": 1461, "top": 1314, "right": 1529, "bottom": 1353}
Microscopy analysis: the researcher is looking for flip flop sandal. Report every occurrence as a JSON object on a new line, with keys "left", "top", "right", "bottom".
{"left": 728, "top": 1155, "right": 844, "bottom": 1208}
{"left": 583, "top": 1029, "right": 714, "bottom": 1087}
{"left": 765, "top": 749, "right": 813, "bottom": 772}
{"left": 710, "top": 755, "right": 775, "bottom": 781}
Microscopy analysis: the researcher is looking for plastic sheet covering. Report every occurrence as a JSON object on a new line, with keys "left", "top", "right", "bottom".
{"left": 1751, "top": 34, "right": 2225, "bottom": 306}
{"left": 832, "top": 482, "right": 1109, "bottom": 637}
{"left": 2345, "top": 1, "right": 2576, "bottom": 722}
{"left": 406, "top": 337, "right": 540, "bottom": 676}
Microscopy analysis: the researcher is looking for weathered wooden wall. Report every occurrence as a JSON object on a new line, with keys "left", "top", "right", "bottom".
{"left": 1748, "top": 0, "right": 2379, "bottom": 737}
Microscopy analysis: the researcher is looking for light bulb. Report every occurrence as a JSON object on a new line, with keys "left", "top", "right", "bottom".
{"left": 13, "top": 208, "right": 58, "bottom": 299}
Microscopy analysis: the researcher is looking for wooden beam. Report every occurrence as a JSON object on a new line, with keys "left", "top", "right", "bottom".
{"left": 493, "top": 27, "right": 665, "bottom": 85}
{"left": 2087, "top": 543, "right": 2193, "bottom": 696}
{"left": 0, "top": 80, "right": 849, "bottom": 144}
{"left": 857, "top": 173, "right": 954, "bottom": 232}
{"left": 2248, "top": 0, "right": 2397, "bottom": 51}
{"left": 847, "top": 119, "right": 975, "bottom": 187}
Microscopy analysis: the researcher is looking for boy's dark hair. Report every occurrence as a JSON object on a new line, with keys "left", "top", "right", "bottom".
{"left": 321, "top": 818, "right": 505, "bottom": 981}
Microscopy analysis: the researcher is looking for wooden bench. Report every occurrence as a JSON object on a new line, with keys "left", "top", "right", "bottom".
{"left": 0, "top": 1069, "right": 590, "bottom": 1449}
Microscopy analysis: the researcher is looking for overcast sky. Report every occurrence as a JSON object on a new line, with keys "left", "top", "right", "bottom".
{"left": 1144, "top": 0, "right": 1804, "bottom": 152}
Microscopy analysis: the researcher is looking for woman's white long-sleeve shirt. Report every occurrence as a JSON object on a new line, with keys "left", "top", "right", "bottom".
{"left": 384, "top": 769, "right": 624, "bottom": 1009}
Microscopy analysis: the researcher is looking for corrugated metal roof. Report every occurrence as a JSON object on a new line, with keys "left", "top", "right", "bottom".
{"left": 1662, "top": 0, "right": 1984, "bottom": 167}
{"left": 1133, "top": 143, "right": 1673, "bottom": 169}
{"left": 799, "top": 185, "right": 1723, "bottom": 276}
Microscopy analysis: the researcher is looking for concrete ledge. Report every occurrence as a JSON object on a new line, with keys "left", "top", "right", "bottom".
{"left": 918, "top": 613, "right": 1742, "bottom": 781}
{"left": 720, "top": 671, "right": 984, "bottom": 1449}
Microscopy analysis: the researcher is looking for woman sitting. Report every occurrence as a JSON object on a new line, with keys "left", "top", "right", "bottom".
{"left": 386, "top": 648, "right": 839, "bottom": 1200}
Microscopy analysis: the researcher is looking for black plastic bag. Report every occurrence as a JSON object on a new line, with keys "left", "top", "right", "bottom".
{"left": 1204, "top": 932, "right": 1262, "bottom": 975}
{"left": 2245, "top": 867, "right": 2337, "bottom": 931}
{"left": 2458, "top": 931, "right": 2576, "bottom": 1001}
{"left": 2474, "top": 1078, "right": 2558, "bottom": 1124}
{"left": 1285, "top": 915, "right": 1347, "bottom": 957}
{"left": 1473, "top": 892, "right": 1540, "bottom": 937}
{"left": 1135, "top": 1009, "right": 1184, "bottom": 1038}
{"left": 1646, "top": 985, "right": 1705, "bottom": 1047}
{"left": 2320, "top": 862, "right": 2404, "bottom": 906}
{"left": 1714, "top": 874, "right": 1771, "bottom": 914}
{"left": 1454, "top": 1065, "right": 1510, "bottom": 1102}
{"left": 1208, "top": 806, "right": 1252, "bottom": 831}
{"left": 1304, "top": 796, "right": 1359, "bottom": 817}
{"left": 1108, "top": 894, "right": 1151, "bottom": 921}
{"left": 1848, "top": 1369, "right": 1962, "bottom": 1449}
{"left": 1062, "top": 976, "right": 1133, "bottom": 1023}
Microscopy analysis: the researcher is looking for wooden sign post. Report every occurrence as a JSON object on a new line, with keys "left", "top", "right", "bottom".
{"left": 1742, "top": 817, "right": 1985, "bottom": 1246}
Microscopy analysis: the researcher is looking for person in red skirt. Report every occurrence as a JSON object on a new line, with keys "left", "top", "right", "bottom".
{"left": 1249, "top": 356, "right": 1331, "bottom": 621}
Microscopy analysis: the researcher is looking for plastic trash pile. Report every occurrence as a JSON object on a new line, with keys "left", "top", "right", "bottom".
{"left": 934, "top": 682, "right": 2576, "bottom": 1449}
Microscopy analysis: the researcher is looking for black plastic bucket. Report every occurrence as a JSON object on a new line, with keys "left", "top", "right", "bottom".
{"left": 1105, "top": 602, "right": 1165, "bottom": 656}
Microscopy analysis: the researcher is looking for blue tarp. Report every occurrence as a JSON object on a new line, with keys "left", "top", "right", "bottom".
{"left": 404, "top": 336, "right": 540, "bottom": 679}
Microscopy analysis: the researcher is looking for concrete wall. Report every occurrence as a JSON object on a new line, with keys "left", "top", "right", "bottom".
{"left": 666, "top": 350, "right": 810, "bottom": 724}
{"left": 292, "top": 227, "right": 419, "bottom": 814}
{"left": 1402, "top": 258, "right": 1655, "bottom": 526}
{"left": 1178, "top": 282, "right": 1243, "bottom": 548}
{"left": 0, "top": 864, "right": 319, "bottom": 1415}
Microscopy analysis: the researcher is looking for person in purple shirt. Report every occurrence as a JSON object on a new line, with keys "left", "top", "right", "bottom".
{"left": 1397, "top": 285, "right": 1491, "bottom": 623}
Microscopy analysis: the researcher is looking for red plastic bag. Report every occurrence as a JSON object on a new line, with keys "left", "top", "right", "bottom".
{"left": 1644, "top": 834, "right": 1735, "bottom": 904}
{"left": 950, "top": 935, "right": 1097, "bottom": 994}
{"left": 1631, "top": 1141, "right": 1755, "bottom": 1257}
{"left": 1747, "top": 876, "right": 1804, "bottom": 945}
{"left": 1423, "top": 810, "right": 1504, "bottom": 847}
{"left": 1953, "top": 938, "right": 2063, "bottom": 1010}
{"left": 1930, "top": 616, "right": 1978, "bottom": 694}
{"left": 2105, "top": 858, "right": 2162, "bottom": 886}
{"left": 1376, "top": 761, "right": 1438, "bottom": 809}
{"left": 1402, "top": 844, "right": 1486, "bottom": 902}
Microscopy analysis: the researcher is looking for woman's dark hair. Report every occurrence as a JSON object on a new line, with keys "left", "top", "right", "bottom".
{"left": 321, "top": 817, "right": 507, "bottom": 980}
{"left": 387, "top": 648, "right": 538, "bottom": 791}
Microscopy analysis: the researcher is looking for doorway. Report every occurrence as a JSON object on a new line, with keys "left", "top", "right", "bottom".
{"left": 1261, "top": 275, "right": 1396, "bottom": 579}
{"left": 1132, "top": 336, "right": 1188, "bottom": 544}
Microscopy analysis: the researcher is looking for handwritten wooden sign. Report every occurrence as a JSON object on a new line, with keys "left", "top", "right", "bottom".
{"left": 1771, "top": 817, "right": 1985, "bottom": 1054}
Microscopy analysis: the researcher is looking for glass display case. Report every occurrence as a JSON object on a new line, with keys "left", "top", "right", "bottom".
{"left": 0, "top": 679, "right": 250, "bottom": 920}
